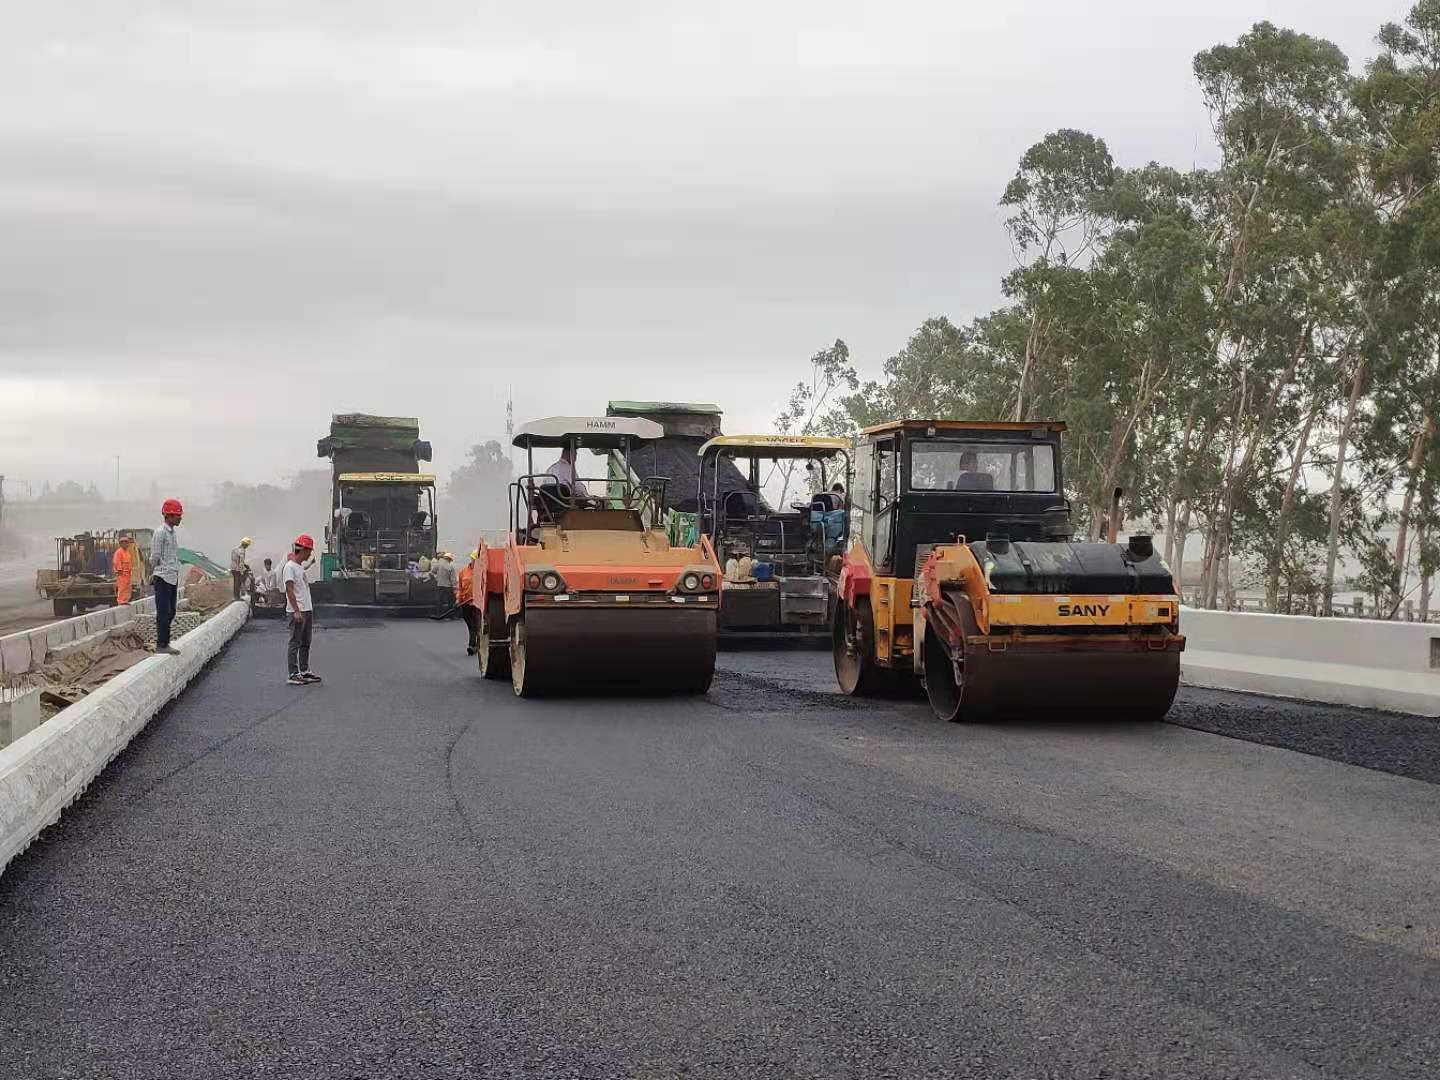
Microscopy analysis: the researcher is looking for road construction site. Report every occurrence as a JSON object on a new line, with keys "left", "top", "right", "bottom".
{"left": 4, "top": 405, "right": 1439, "bottom": 1078}
{"left": 2, "top": 616, "right": 1437, "bottom": 1079}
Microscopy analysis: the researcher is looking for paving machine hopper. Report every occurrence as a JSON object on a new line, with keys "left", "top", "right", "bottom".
{"left": 833, "top": 420, "right": 1184, "bottom": 721}
{"left": 473, "top": 416, "right": 723, "bottom": 697}
{"left": 697, "top": 435, "right": 851, "bottom": 638}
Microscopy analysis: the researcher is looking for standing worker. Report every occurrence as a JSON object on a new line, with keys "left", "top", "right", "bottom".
{"left": 284, "top": 534, "right": 321, "bottom": 686}
{"left": 433, "top": 551, "right": 457, "bottom": 616}
{"left": 458, "top": 551, "right": 478, "bottom": 655}
{"left": 230, "top": 537, "right": 253, "bottom": 601}
{"left": 151, "top": 499, "right": 183, "bottom": 655}
{"left": 112, "top": 535, "right": 135, "bottom": 606}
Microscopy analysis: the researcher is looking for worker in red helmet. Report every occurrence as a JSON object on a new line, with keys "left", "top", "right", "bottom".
{"left": 151, "top": 498, "right": 184, "bottom": 655}
{"left": 284, "top": 533, "right": 321, "bottom": 686}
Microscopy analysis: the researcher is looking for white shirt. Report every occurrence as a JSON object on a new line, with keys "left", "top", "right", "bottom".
{"left": 151, "top": 523, "right": 181, "bottom": 585}
{"left": 433, "top": 560, "right": 457, "bottom": 588}
{"left": 283, "top": 558, "right": 313, "bottom": 613}
{"left": 546, "top": 458, "right": 589, "bottom": 498}
{"left": 256, "top": 569, "right": 280, "bottom": 591}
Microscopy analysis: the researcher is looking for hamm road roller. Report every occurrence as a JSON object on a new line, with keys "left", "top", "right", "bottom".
{"left": 833, "top": 420, "right": 1184, "bottom": 721}
{"left": 473, "top": 416, "right": 723, "bottom": 697}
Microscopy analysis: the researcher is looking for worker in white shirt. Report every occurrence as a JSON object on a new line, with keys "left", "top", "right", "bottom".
{"left": 433, "top": 551, "right": 457, "bottom": 616}
{"left": 255, "top": 558, "right": 279, "bottom": 593}
{"left": 546, "top": 446, "right": 590, "bottom": 500}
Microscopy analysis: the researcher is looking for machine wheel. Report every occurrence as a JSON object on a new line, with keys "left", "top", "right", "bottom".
{"left": 478, "top": 597, "right": 510, "bottom": 680}
{"left": 923, "top": 625, "right": 970, "bottom": 722}
{"left": 833, "top": 597, "right": 889, "bottom": 696}
{"left": 510, "top": 616, "right": 535, "bottom": 698}
{"left": 53, "top": 599, "right": 74, "bottom": 618}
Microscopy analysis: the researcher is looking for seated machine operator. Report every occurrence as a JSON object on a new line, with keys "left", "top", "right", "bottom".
{"left": 952, "top": 450, "right": 993, "bottom": 491}
{"left": 546, "top": 446, "right": 591, "bottom": 501}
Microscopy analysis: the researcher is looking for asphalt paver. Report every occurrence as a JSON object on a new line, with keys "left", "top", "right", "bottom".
{"left": 3, "top": 620, "right": 1438, "bottom": 1079}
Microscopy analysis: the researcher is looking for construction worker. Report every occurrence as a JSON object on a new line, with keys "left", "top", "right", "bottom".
{"left": 458, "top": 551, "right": 478, "bottom": 654}
{"left": 112, "top": 535, "right": 135, "bottom": 606}
{"left": 152, "top": 499, "right": 183, "bottom": 655}
{"left": 284, "top": 534, "right": 320, "bottom": 686}
{"left": 230, "top": 537, "right": 253, "bottom": 601}
{"left": 433, "top": 551, "right": 457, "bottom": 616}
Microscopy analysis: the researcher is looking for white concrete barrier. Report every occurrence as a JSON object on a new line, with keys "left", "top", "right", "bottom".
{"left": 1181, "top": 608, "right": 1440, "bottom": 716}
{"left": 0, "top": 595, "right": 160, "bottom": 682}
{"left": 0, "top": 601, "right": 248, "bottom": 877}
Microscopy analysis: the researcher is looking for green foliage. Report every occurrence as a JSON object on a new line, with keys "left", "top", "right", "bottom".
{"left": 800, "top": 5, "right": 1440, "bottom": 616}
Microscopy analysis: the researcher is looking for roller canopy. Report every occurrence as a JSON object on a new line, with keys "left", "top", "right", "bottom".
{"left": 699, "top": 435, "right": 852, "bottom": 459}
{"left": 513, "top": 416, "right": 664, "bottom": 449}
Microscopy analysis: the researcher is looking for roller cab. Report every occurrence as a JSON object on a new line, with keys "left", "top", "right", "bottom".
{"left": 473, "top": 416, "right": 721, "bottom": 697}
{"left": 833, "top": 420, "right": 1184, "bottom": 721}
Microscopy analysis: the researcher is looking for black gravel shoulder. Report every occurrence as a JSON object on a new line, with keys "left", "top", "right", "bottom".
{"left": 1168, "top": 686, "right": 1440, "bottom": 785}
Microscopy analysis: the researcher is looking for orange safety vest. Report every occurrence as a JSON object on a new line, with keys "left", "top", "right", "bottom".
{"left": 457, "top": 564, "right": 474, "bottom": 605}
{"left": 113, "top": 546, "right": 133, "bottom": 604}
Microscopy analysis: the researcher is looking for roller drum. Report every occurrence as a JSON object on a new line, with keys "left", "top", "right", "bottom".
{"left": 511, "top": 605, "right": 717, "bottom": 697}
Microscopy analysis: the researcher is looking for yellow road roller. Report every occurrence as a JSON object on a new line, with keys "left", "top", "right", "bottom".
{"left": 833, "top": 420, "right": 1184, "bottom": 721}
{"left": 473, "top": 415, "right": 723, "bottom": 697}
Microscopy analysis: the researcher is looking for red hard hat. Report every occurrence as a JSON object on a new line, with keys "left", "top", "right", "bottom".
{"left": 294, "top": 533, "right": 315, "bottom": 550}
{"left": 161, "top": 498, "right": 183, "bottom": 516}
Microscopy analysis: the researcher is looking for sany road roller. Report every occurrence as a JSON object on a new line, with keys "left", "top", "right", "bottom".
{"left": 833, "top": 420, "right": 1185, "bottom": 721}
{"left": 473, "top": 416, "right": 723, "bottom": 697}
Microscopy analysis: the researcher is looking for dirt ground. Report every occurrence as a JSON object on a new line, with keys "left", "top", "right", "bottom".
{"left": 0, "top": 559, "right": 55, "bottom": 637}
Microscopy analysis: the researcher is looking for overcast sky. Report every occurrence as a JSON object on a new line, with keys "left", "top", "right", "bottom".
{"left": 0, "top": 1, "right": 1385, "bottom": 499}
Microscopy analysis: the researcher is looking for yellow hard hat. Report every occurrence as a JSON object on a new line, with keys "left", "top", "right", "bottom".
{"left": 241, "top": 537, "right": 252, "bottom": 546}
{"left": 469, "top": 550, "right": 478, "bottom": 560}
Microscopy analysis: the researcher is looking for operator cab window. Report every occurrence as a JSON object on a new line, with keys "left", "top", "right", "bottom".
{"left": 910, "top": 441, "right": 1056, "bottom": 493}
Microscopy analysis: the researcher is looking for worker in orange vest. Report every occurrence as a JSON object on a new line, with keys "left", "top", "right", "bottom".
{"left": 112, "top": 535, "right": 135, "bottom": 605}
{"left": 457, "top": 551, "right": 478, "bottom": 655}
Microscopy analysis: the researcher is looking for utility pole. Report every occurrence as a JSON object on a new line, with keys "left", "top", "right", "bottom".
{"left": 114, "top": 456, "right": 121, "bottom": 500}
{"left": 506, "top": 387, "right": 514, "bottom": 475}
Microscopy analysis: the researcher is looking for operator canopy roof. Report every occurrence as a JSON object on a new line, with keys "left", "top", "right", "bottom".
{"left": 699, "top": 434, "right": 852, "bottom": 459}
{"left": 513, "top": 416, "right": 664, "bottom": 449}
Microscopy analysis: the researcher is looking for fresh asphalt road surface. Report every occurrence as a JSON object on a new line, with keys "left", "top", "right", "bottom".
{"left": 3, "top": 619, "right": 1438, "bottom": 1079}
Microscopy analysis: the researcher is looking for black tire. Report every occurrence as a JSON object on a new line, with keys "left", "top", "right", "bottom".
{"left": 833, "top": 597, "right": 890, "bottom": 696}
{"left": 478, "top": 596, "right": 511, "bottom": 680}
{"left": 52, "top": 599, "right": 74, "bottom": 618}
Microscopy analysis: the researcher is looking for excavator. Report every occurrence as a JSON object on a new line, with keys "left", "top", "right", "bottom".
{"left": 472, "top": 416, "right": 723, "bottom": 697}
{"left": 833, "top": 420, "right": 1184, "bottom": 721}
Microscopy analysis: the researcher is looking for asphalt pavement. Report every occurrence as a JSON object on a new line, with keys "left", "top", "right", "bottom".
{"left": 2, "top": 618, "right": 1438, "bottom": 1079}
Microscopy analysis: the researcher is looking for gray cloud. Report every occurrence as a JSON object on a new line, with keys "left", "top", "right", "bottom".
{"left": 0, "top": 1, "right": 1385, "bottom": 495}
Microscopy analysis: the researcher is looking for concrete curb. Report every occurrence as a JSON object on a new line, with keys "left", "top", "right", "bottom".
{"left": 0, "top": 601, "right": 249, "bottom": 877}
{"left": 1180, "top": 608, "right": 1440, "bottom": 717}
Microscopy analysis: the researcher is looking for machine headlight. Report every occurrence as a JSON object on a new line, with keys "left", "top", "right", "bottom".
{"left": 542, "top": 573, "right": 560, "bottom": 592}
{"left": 527, "top": 573, "right": 541, "bottom": 590}
{"left": 700, "top": 573, "right": 715, "bottom": 590}
{"left": 682, "top": 572, "right": 701, "bottom": 592}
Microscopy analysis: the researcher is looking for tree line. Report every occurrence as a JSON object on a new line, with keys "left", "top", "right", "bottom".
{"left": 794, "top": 5, "right": 1440, "bottom": 619}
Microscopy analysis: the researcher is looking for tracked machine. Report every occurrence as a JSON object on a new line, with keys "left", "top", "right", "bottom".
{"left": 833, "top": 420, "right": 1184, "bottom": 721}
{"left": 473, "top": 416, "right": 723, "bottom": 697}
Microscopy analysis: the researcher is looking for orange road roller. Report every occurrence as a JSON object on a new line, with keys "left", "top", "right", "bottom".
{"left": 473, "top": 416, "right": 723, "bottom": 697}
